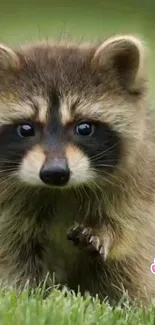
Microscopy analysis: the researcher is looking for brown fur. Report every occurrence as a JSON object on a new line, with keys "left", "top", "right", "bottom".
{"left": 0, "top": 35, "right": 154, "bottom": 305}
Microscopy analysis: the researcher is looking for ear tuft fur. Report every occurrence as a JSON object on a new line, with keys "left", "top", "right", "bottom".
{"left": 0, "top": 44, "right": 20, "bottom": 72}
{"left": 92, "top": 35, "right": 147, "bottom": 93}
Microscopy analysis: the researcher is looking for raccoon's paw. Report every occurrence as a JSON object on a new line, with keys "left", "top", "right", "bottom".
{"left": 67, "top": 224, "right": 105, "bottom": 257}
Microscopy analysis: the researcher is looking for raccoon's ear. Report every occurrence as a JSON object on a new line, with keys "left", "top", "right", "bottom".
{"left": 92, "top": 35, "right": 147, "bottom": 93}
{"left": 0, "top": 44, "right": 21, "bottom": 72}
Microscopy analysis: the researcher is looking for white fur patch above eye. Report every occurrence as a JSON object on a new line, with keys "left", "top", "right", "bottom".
{"left": 65, "top": 145, "right": 95, "bottom": 186}
{"left": 0, "top": 100, "right": 35, "bottom": 124}
{"left": 33, "top": 96, "right": 48, "bottom": 123}
{"left": 60, "top": 101, "right": 71, "bottom": 125}
{"left": 19, "top": 145, "right": 45, "bottom": 186}
{"left": 59, "top": 94, "right": 80, "bottom": 125}
{"left": 0, "top": 96, "right": 48, "bottom": 125}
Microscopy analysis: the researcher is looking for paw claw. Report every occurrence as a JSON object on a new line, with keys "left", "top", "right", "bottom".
{"left": 99, "top": 246, "right": 104, "bottom": 255}
{"left": 89, "top": 236, "right": 94, "bottom": 243}
{"left": 93, "top": 237, "right": 100, "bottom": 250}
{"left": 67, "top": 224, "right": 106, "bottom": 257}
{"left": 73, "top": 225, "right": 78, "bottom": 231}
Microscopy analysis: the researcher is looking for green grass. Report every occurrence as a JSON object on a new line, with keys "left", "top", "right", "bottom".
{"left": 0, "top": 287, "right": 154, "bottom": 325}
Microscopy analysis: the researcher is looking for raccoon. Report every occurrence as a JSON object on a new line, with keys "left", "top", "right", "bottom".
{"left": 0, "top": 35, "right": 154, "bottom": 304}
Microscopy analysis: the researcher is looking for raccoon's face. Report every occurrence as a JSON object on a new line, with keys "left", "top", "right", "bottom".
{"left": 0, "top": 36, "right": 146, "bottom": 188}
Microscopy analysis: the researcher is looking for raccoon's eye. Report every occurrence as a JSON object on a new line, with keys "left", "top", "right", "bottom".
{"left": 17, "top": 123, "right": 35, "bottom": 138}
{"left": 76, "top": 122, "right": 94, "bottom": 136}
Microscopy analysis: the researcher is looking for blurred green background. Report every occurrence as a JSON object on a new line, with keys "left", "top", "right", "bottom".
{"left": 0, "top": 0, "right": 155, "bottom": 104}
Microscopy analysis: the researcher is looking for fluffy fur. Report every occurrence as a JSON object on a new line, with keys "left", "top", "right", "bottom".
{"left": 0, "top": 35, "right": 154, "bottom": 305}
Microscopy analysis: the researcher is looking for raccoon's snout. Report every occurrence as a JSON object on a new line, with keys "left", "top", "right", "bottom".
{"left": 39, "top": 158, "right": 70, "bottom": 186}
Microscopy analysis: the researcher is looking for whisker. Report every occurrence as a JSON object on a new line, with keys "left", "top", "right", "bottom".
{"left": 81, "top": 185, "right": 91, "bottom": 221}
{"left": 89, "top": 142, "right": 120, "bottom": 162}
{"left": 88, "top": 180, "right": 102, "bottom": 203}
{"left": 91, "top": 168, "right": 117, "bottom": 187}
{"left": 99, "top": 169, "right": 121, "bottom": 182}
{"left": 0, "top": 181, "right": 18, "bottom": 197}
{"left": 0, "top": 175, "right": 18, "bottom": 187}
{"left": 98, "top": 176, "right": 116, "bottom": 187}
{"left": 0, "top": 169, "right": 17, "bottom": 173}
{"left": 0, "top": 159, "right": 20, "bottom": 163}
{"left": 97, "top": 170, "right": 129, "bottom": 195}
{"left": 94, "top": 164, "right": 116, "bottom": 169}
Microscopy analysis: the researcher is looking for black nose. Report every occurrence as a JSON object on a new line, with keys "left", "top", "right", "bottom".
{"left": 40, "top": 159, "right": 70, "bottom": 186}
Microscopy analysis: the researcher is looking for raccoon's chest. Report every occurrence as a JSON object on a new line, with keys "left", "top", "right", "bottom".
{"left": 45, "top": 193, "right": 84, "bottom": 284}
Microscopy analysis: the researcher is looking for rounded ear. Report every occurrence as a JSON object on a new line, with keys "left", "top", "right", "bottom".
{"left": 0, "top": 44, "right": 20, "bottom": 72}
{"left": 92, "top": 35, "right": 147, "bottom": 93}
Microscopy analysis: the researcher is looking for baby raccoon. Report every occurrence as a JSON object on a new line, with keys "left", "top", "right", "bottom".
{"left": 0, "top": 34, "right": 154, "bottom": 304}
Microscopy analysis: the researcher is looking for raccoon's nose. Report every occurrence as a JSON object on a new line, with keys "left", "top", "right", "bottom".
{"left": 40, "top": 159, "right": 70, "bottom": 186}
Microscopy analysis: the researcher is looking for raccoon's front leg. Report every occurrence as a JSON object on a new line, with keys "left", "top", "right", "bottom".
{"left": 67, "top": 224, "right": 113, "bottom": 260}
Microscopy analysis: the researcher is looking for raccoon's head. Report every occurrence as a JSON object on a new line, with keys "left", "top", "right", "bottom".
{"left": 0, "top": 35, "right": 147, "bottom": 189}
